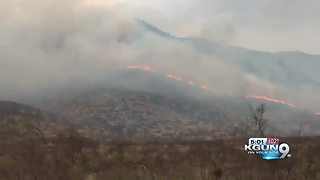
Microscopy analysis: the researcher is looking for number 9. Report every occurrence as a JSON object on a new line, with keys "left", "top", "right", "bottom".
{"left": 279, "top": 143, "right": 290, "bottom": 159}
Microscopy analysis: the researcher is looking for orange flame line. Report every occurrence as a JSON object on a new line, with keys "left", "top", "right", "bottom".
{"left": 126, "top": 64, "right": 157, "bottom": 72}
{"left": 246, "top": 95, "right": 295, "bottom": 107}
{"left": 125, "top": 64, "right": 209, "bottom": 91}
{"left": 124, "top": 64, "right": 319, "bottom": 114}
{"left": 166, "top": 74, "right": 182, "bottom": 81}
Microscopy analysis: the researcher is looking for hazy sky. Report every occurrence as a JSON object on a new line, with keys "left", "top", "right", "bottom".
{"left": 86, "top": 0, "right": 320, "bottom": 54}
{"left": 0, "top": 0, "right": 319, "bottom": 112}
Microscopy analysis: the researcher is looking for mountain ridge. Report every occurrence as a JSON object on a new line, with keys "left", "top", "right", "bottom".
{"left": 137, "top": 19, "right": 320, "bottom": 56}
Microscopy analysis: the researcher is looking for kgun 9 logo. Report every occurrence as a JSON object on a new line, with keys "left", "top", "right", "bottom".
{"left": 245, "top": 138, "right": 292, "bottom": 160}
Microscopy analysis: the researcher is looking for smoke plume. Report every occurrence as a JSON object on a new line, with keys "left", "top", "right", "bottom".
{"left": 0, "top": 0, "right": 319, "bottom": 114}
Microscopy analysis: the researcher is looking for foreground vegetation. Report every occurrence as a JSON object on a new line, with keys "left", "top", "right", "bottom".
{"left": 0, "top": 122, "right": 320, "bottom": 180}
{"left": 0, "top": 101, "right": 319, "bottom": 180}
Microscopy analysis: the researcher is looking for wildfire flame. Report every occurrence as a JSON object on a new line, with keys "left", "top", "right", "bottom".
{"left": 124, "top": 64, "right": 209, "bottom": 92}
{"left": 166, "top": 74, "right": 182, "bottom": 81}
{"left": 122, "top": 64, "right": 319, "bottom": 116}
{"left": 126, "top": 64, "right": 157, "bottom": 72}
{"left": 188, "top": 81, "right": 195, "bottom": 86}
{"left": 246, "top": 95, "right": 295, "bottom": 107}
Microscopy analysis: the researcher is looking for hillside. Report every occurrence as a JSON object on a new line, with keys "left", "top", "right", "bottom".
{"left": 138, "top": 20, "right": 320, "bottom": 100}
{"left": 49, "top": 86, "right": 320, "bottom": 141}
{"left": 53, "top": 89, "right": 237, "bottom": 141}
{"left": 0, "top": 101, "right": 68, "bottom": 141}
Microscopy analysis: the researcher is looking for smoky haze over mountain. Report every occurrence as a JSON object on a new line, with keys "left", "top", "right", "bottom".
{"left": 0, "top": 0, "right": 319, "bottom": 113}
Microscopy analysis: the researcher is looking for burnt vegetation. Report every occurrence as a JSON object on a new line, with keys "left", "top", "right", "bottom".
{"left": 0, "top": 100, "right": 320, "bottom": 180}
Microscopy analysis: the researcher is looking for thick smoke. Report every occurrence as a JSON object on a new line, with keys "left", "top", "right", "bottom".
{"left": 0, "top": 0, "right": 137, "bottom": 101}
{"left": 0, "top": 0, "right": 236, "bottom": 99}
{"left": 0, "top": 0, "right": 319, "bottom": 113}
